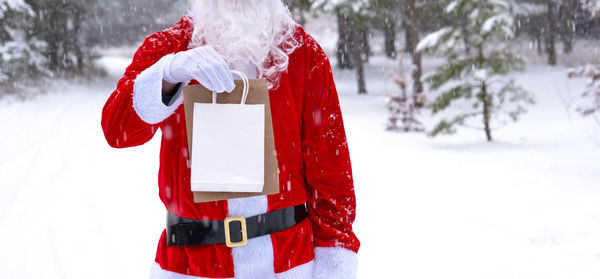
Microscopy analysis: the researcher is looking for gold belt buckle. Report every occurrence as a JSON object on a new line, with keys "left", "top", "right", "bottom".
{"left": 224, "top": 216, "right": 248, "bottom": 247}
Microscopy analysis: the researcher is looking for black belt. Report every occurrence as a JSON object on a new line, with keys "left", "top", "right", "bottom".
{"left": 166, "top": 204, "right": 308, "bottom": 247}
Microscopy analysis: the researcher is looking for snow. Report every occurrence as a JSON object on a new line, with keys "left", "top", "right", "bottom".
{"left": 1, "top": 53, "right": 600, "bottom": 279}
{"left": 582, "top": 0, "right": 600, "bottom": 17}
{"left": 347, "top": 61, "right": 600, "bottom": 279}
{"left": 416, "top": 27, "right": 452, "bottom": 52}
{"left": 0, "top": 0, "right": 31, "bottom": 16}
{"left": 446, "top": 1, "right": 459, "bottom": 13}
{"left": 481, "top": 13, "right": 511, "bottom": 34}
{"left": 0, "top": 59, "right": 163, "bottom": 278}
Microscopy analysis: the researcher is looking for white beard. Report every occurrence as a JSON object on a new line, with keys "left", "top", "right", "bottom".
{"left": 188, "top": 0, "right": 299, "bottom": 89}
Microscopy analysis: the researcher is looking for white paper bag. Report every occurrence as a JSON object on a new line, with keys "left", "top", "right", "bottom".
{"left": 190, "top": 71, "right": 265, "bottom": 192}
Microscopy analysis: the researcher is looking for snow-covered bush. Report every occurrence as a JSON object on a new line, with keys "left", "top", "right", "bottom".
{"left": 417, "top": 0, "right": 535, "bottom": 141}
{"left": 386, "top": 55, "right": 424, "bottom": 132}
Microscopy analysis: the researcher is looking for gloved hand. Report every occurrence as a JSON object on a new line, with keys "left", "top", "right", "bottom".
{"left": 163, "top": 46, "right": 235, "bottom": 93}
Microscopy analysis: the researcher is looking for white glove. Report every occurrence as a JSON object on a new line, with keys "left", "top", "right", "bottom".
{"left": 163, "top": 46, "right": 235, "bottom": 93}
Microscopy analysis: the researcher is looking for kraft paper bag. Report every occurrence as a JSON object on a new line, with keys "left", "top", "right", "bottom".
{"left": 183, "top": 75, "right": 280, "bottom": 203}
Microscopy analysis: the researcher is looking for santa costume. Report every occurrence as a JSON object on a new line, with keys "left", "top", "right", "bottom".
{"left": 100, "top": 1, "right": 360, "bottom": 278}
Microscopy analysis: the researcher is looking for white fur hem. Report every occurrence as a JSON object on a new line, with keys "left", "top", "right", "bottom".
{"left": 150, "top": 260, "right": 314, "bottom": 279}
{"left": 312, "top": 247, "right": 358, "bottom": 279}
{"left": 133, "top": 53, "right": 184, "bottom": 124}
{"left": 150, "top": 262, "right": 225, "bottom": 279}
{"left": 150, "top": 262, "right": 216, "bottom": 279}
{"left": 276, "top": 260, "right": 314, "bottom": 279}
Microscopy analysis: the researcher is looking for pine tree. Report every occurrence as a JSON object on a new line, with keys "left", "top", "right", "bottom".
{"left": 0, "top": 0, "right": 47, "bottom": 94}
{"left": 567, "top": 0, "right": 600, "bottom": 121}
{"left": 25, "top": 0, "right": 112, "bottom": 75}
{"left": 417, "top": 0, "right": 535, "bottom": 141}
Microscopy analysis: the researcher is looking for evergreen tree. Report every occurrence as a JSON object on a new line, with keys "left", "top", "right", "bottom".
{"left": 567, "top": 0, "right": 600, "bottom": 121}
{"left": 23, "top": 0, "right": 113, "bottom": 76}
{"left": 1, "top": 0, "right": 186, "bottom": 96}
{"left": 417, "top": 0, "right": 535, "bottom": 141}
{"left": 0, "top": 0, "right": 47, "bottom": 94}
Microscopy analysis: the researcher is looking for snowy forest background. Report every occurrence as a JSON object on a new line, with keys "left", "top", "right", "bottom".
{"left": 2, "top": 0, "right": 600, "bottom": 139}
{"left": 2, "top": 0, "right": 600, "bottom": 278}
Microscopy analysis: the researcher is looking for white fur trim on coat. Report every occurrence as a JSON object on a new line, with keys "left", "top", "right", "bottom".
{"left": 150, "top": 260, "right": 314, "bottom": 279}
{"left": 150, "top": 262, "right": 212, "bottom": 279}
{"left": 133, "top": 53, "right": 184, "bottom": 124}
{"left": 276, "top": 260, "right": 314, "bottom": 279}
{"left": 313, "top": 247, "right": 358, "bottom": 279}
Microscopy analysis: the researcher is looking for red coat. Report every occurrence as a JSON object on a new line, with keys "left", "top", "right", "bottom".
{"left": 101, "top": 16, "right": 359, "bottom": 279}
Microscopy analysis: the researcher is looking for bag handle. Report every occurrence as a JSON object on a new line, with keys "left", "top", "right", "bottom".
{"left": 212, "top": 70, "right": 250, "bottom": 105}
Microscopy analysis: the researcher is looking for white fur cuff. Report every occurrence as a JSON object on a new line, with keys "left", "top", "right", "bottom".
{"left": 313, "top": 247, "right": 358, "bottom": 279}
{"left": 133, "top": 53, "right": 184, "bottom": 124}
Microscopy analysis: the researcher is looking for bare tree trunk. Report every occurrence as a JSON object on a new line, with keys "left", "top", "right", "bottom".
{"left": 73, "top": 9, "right": 84, "bottom": 72}
{"left": 47, "top": 40, "right": 59, "bottom": 72}
{"left": 383, "top": 19, "right": 397, "bottom": 58}
{"left": 352, "top": 26, "right": 367, "bottom": 95}
{"left": 478, "top": 46, "right": 492, "bottom": 141}
{"left": 354, "top": 50, "right": 367, "bottom": 94}
{"left": 361, "top": 26, "right": 371, "bottom": 63}
{"left": 407, "top": 0, "right": 424, "bottom": 98}
{"left": 335, "top": 9, "right": 353, "bottom": 69}
{"left": 337, "top": 5, "right": 368, "bottom": 95}
{"left": 535, "top": 31, "right": 544, "bottom": 55}
{"left": 461, "top": 18, "right": 471, "bottom": 55}
{"left": 546, "top": 1, "right": 557, "bottom": 65}
{"left": 482, "top": 80, "right": 492, "bottom": 141}
{"left": 559, "top": 0, "right": 576, "bottom": 54}
{"left": 404, "top": 23, "right": 412, "bottom": 53}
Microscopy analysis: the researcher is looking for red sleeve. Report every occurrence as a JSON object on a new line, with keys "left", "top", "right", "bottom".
{"left": 101, "top": 17, "right": 191, "bottom": 148}
{"left": 302, "top": 39, "right": 360, "bottom": 253}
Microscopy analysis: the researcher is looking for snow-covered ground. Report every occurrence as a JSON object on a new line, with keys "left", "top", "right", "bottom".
{"left": 1, "top": 48, "right": 600, "bottom": 278}
{"left": 347, "top": 59, "right": 600, "bottom": 279}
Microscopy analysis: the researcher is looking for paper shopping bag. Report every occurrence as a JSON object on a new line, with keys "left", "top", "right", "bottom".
{"left": 191, "top": 99, "right": 264, "bottom": 192}
{"left": 183, "top": 77, "right": 280, "bottom": 203}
